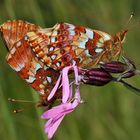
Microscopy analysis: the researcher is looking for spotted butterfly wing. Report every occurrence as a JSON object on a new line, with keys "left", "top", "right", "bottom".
{"left": 0, "top": 21, "right": 60, "bottom": 105}
{"left": 26, "top": 22, "right": 120, "bottom": 71}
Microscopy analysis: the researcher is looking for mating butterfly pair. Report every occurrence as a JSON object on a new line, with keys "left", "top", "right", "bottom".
{"left": 0, "top": 20, "right": 139, "bottom": 107}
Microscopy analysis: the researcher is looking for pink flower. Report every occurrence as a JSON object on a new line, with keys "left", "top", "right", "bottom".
{"left": 41, "top": 65, "right": 82, "bottom": 139}
{"left": 41, "top": 59, "right": 140, "bottom": 139}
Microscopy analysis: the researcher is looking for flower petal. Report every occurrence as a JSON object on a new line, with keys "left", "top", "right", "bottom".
{"left": 73, "top": 66, "right": 79, "bottom": 85}
{"left": 62, "top": 66, "right": 71, "bottom": 103}
{"left": 44, "top": 102, "right": 78, "bottom": 139}
{"left": 45, "top": 115, "right": 65, "bottom": 140}
{"left": 72, "top": 86, "right": 81, "bottom": 108}
{"left": 47, "top": 74, "right": 62, "bottom": 101}
{"left": 44, "top": 118, "right": 53, "bottom": 132}
{"left": 41, "top": 103, "right": 72, "bottom": 119}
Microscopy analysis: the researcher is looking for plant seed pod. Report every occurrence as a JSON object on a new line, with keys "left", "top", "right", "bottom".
{"left": 121, "top": 70, "right": 136, "bottom": 79}
{"left": 100, "top": 61, "right": 127, "bottom": 73}
{"left": 81, "top": 68, "right": 113, "bottom": 86}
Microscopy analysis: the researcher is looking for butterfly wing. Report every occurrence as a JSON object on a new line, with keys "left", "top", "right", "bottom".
{"left": 0, "top": 20, "right": 40, "bottom": 50}
{"left": 6, "top": 35, "right": 60, "bottom": 101}
{"left": 27, "top": 23, "right": 113, "bottom": 70}
{"left": 0, "top": 20, "right": 60, "bottom": 99}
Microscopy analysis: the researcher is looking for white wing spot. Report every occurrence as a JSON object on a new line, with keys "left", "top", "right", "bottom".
{"left": 26, "top": 76, "right": 36, "bottom": 83}
{"left": 24, "top": 36, "right": 28, "bottom": 40}
{"left": 56, "top": 62, "right": 61, "bottom": 67}
{"left": 19, "top": 63, "right": 25, "bottom": 69}
{"left": 69, "top": 30, "right": 75, "bottom": 36}
{"left": 86, "top": 29, "right": 94, "bottom": 38}
{"left": 17, "top": 41, "right": 21, "bottom": 47}
{"left": 95, "top": 47, "right": 104, "bottom": 53}
{"left": 13, "top": 67, "right": 21, "bottom": 72}
{"left": 49, "top": 46, "right": 54, "bottom": 51}
{"left": 79, "top": 38, "right": 88, "bottom": 49}
{"left": 72, "top": 60, "right": 76, "bottom": 65}
{"left": 35, "top": 63, "right": 42, "bottom": 72}
{"left": 85, "top": 50, "right": 91, "bottom": 56}
{"left": 47, "top": 76, "right": 52, "bottom": 83}
{"left": 51, "top": 54, "right": 57, "bottom": 60}
{"left": 11, "top": 48, "right": 16, "bottom": 54}
{"left": 29, "top": 43, "right": 33, "bottom": 47}
{"left": 51, "top": 37, "right": 56, "bottom": 43}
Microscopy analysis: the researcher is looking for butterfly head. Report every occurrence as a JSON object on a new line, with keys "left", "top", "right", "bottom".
{"left": 113, "top": 29, "right": 128, "bottom": 45}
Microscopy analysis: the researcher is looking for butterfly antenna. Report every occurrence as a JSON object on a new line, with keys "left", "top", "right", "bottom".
{"left": 13, "top": 109, "right": 25, "bottom": 113}
{"left": 8, "top": 98, "right": 36, "bottom": 103}
{"left": 8, "top": 98, "right": 37, "bottom": 113}
{"left": 122, "top": 13, "right": 134, "bottom": 30}
{"left": 122, "top": 13, "right": 140, "bottom": 31}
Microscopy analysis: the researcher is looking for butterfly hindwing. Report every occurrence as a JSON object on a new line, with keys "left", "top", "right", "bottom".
{"left": 6, "top": 37, "right": 59, "bottom": 96}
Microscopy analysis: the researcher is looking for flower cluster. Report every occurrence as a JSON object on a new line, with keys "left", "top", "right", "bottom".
{"left": 41, "top": 65, "right": 82, "bottom": 139}
{"left": 41, "top": 58, "right": 140, "bottom": 139}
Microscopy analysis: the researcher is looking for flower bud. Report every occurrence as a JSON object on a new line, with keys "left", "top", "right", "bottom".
{"left": 121, "top": 70, "right": 136, "bottom": 79}
{"left": 81, "top": 68, "right": 113, "bottom": 86}
{"left": 100, "top": 61, "right": 127, "bottom": 73}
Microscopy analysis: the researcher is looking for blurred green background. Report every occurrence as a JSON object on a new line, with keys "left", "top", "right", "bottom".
{"left": 0, "top": 0, "right": 140, "bottom": 140}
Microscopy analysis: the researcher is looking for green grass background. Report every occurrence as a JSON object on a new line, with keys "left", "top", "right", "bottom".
{"left": 0, "top": 0, "right": 140, "bottom": 140}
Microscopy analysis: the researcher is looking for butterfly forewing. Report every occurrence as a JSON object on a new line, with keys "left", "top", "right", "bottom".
{"left": 0, "top": 20, "right": 40, "bottom": 50}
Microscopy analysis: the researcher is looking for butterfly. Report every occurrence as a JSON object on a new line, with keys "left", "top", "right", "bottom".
{"left": 0, "top": 20, "right": 128, "bottom": 106}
